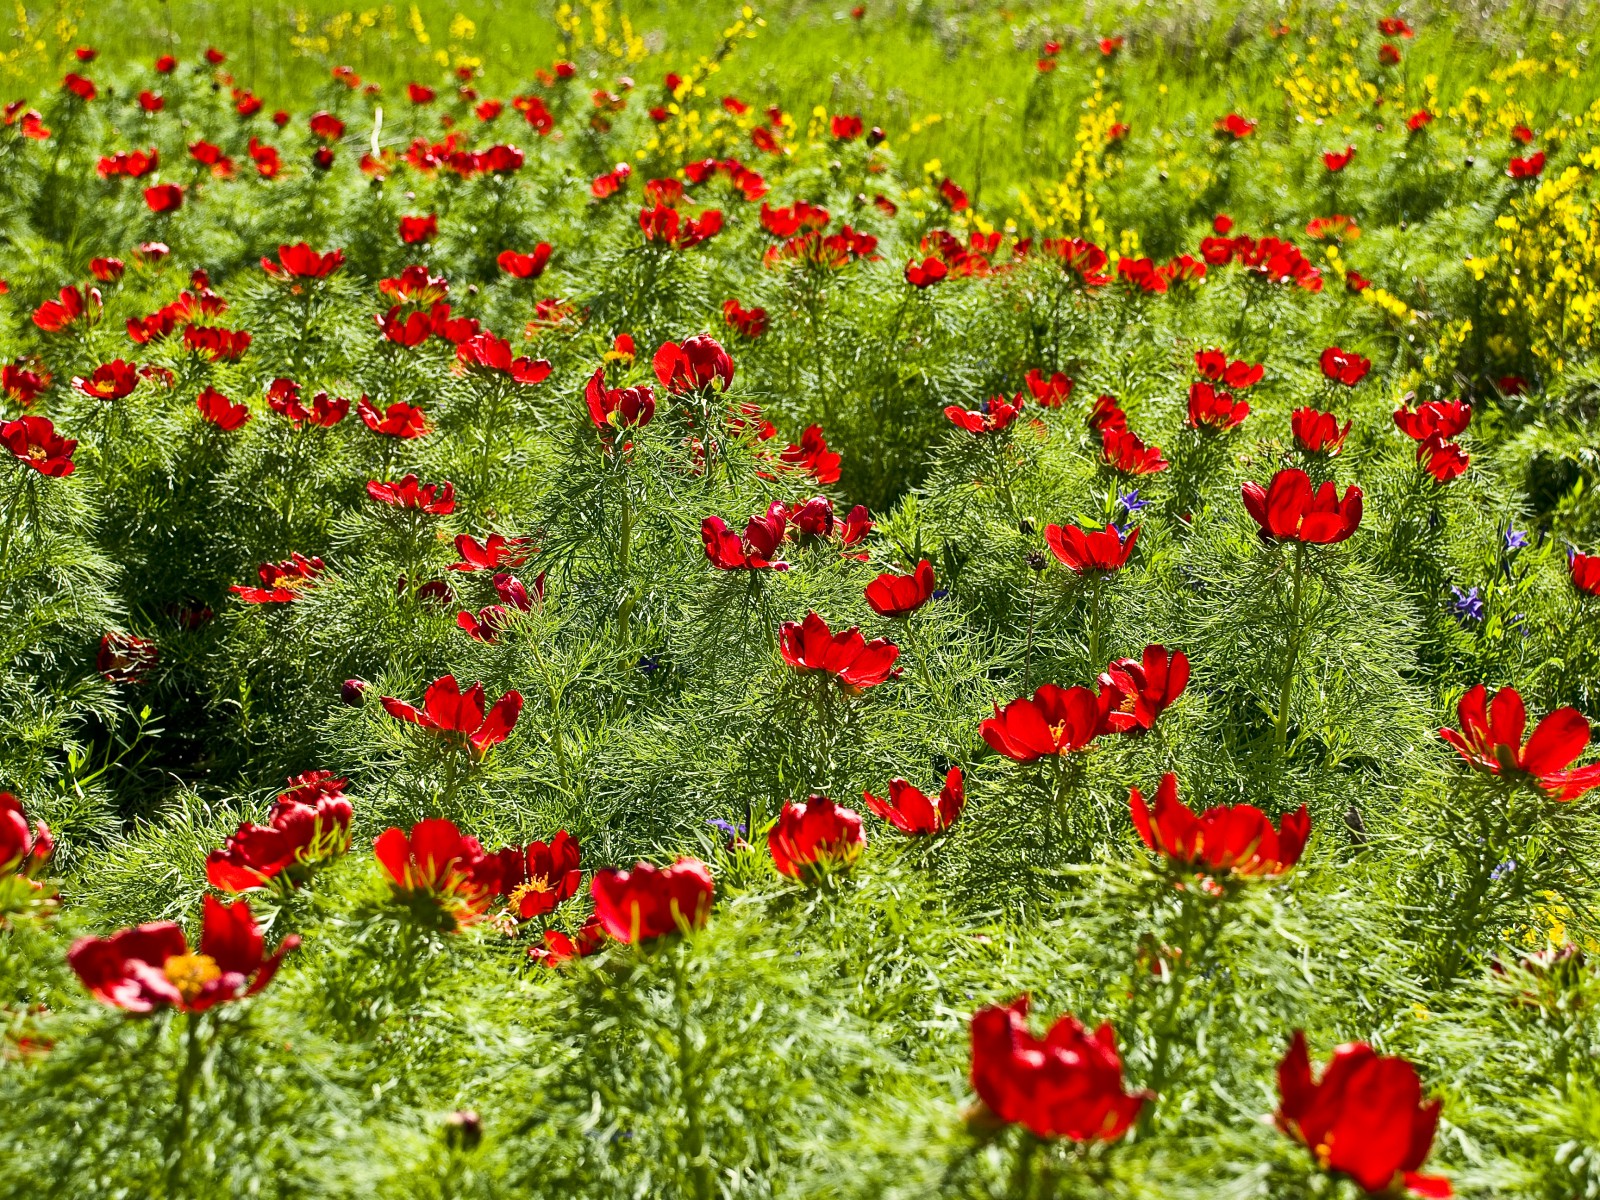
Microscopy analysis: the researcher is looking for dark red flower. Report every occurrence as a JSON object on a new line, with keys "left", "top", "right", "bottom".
{"left": 1241, "top": 468, "right": 1363, "bottom": 544}
{"left": 73, "top": 360, "right": 139, "bottom": 401}
{"left": 768, "top": 795, "right": 866, "bottom": 880}
{"left": 231, "top": 553, "right": 324, "bottom": 604}
{"left": 497, "top": 244, "right": 553, "bottom": 278}
{"left": 1097, "top": 645, "right": 1189, "bottom": 733}
{"left": 703, "top": 502, "right": 790, "bottom": 571}
{"left": 308, "top": 111, "right": 345, "bottom": 139}
{"left": 69, "top": 895, "right": 298, "bottom": 1013}
{"left": 864, "top": 767, "right": 964, "bottom": 835}
{"left": 144, "top": 183, "right": 183, "bottom": 213}
{"left": 262, "top": 243, "right": 345, "bottom": 278}
{"left": 788, "top": 496, "right": 835, "bottom": 538}
{"left": 499, "top": 831, "right": 582, "bottom": 918}
{"left": 381, "top": 674, "right": 523, "bottom": 759}
{"left": 196, "top": 387, "right": 251, "bottom": 431}
{"left": 970, "top": 997, "right": 1149, "bottom": 1141}
{"left": 1291, "top": 407, "right": 1351, "bottom": 455}
{"left": 945, "top": 393, "right": 1024, "bottom": 435}
{"left": 779, "top": 611, "right": 900, "bottom": 691}
{"left": 358, "top": 397, "right": 430, "bottom": 438}
{"left": 206, "top": 772, "right": 353, "bottom": 893}
{"left": 2, "top": 363, "right": 51, "bottom": 406}
{"left": 981, "top": 684, "right": 1103, "bottom": 761}
{"left": 1417, "top": 435, "right": 1469, "bottom": 484}
{"left": 722, "top": 298, "right": 769, "bottom": 338}
{"left": 831, "top": 113, "right": 863, "bottom": 140}
{"left": 2, "top": 416, "right": 76, "bottom": 477}
{"left": 97, "top": 632, "right": 159, "bottom": 683}
{"left": 1187, "top": 381, "right": 1249, "bottom": 431}
{"left": 407, "top": 82, "right": 436, "bottom": 104}
{"left": 591, "top": 857, "right": 714, "bottom": 942}
{"left": 399, "top": 214, "right": 438, "bottom": 244}
{"left": 1276, "top": 1032, "right": 1451, "bottom": 1197}
{"left": 0, "top": 792, "right": 52, "bottom": 881}
{"left": 1045, "top": 522, "right": 1139, "bottom": 574}
{"left": 652, "top": 335, "right": 734, "bottom": 393}
{"left": 1393, "top": 399, "right": 1470, "bottom": 443}
{"left": 865, "top": 560, "right": 936, "bottom": 618}
{"left": 32, "top": 285, "right": 99, "bottom": 333}
{"left": 366, "top": 474, "right": 456, "bottom": 514}
{"left": 1319, "top": 346, "right": 1371, "bottom": 386}
{"left": 840, "top": 504, "right": 873, "bottom": 546}
{"left": 583, "top": 367, "right": 654, "bottom": 428}
{"left": 1131, "top": 773, "right": 1309, "bottom": 876}
{"left": 90, "top": 257, "right": 125, "bottom": 282}
{"left": 1571, "top": 552, "right": 1600, "bottom": 597}
{"left": 1440, "top": 684, "right": 1600, "bottom": 801}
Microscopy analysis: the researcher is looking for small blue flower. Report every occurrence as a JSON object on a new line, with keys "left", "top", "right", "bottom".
{"left": 1504, "top": 527, "right": 1529, "bottom": 552}
{"left": 707, "top": 817, "right": 747, "bottom": 839}
{"left": 931, "top": 587, "right": 950, "bottom": 601}
{"left": 637, "top": 654, "right": 661, "bottom": 675}
{"left": 1118, "top": 489, "right": 1148, "bottom": 515}
{"left": 1490, "top": 859, "right": 1517, "bottom": 881}
{"left": 1450, "top": 586, "right": 1484, "bottom": 623}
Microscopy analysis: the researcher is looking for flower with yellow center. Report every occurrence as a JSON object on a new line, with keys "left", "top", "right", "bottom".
{"left": 163, "top": 952, "right": 221, "bottom": 1004}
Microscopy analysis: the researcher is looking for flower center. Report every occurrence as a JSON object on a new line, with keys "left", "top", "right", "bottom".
{"left": 163, "top": 952, "right": 221, "bottom": 1003}
{"left": 507, "top": 879, "right": 551, "bottom": 909}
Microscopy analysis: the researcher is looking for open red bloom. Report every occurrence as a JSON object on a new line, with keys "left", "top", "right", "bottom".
{"left": 722, "top": 298, "right": 769, "bottom": 338}
{"left": 970, "top": 996, "right": 1149, "bottom": 1141}
{"left": 308, "top": 110, "right": 344, "bottom": 139}
{"left": 196, "top": 387, "right": 250, "bottom": 431}
{"left": 267, "top": 380, "right": 348, "bottom": 427}
{"left": 1194, "top": 349, "right": 1265, "bottom": 389}
{"left": 1319, "top": 346, "right": 1371, "bottom": 386}
{"left": 231, "top": 553, "right": 323, "bottom": 603}
{"left": 183, "top": 325, "right": 252, "bottom": 362}
{"left": 2, "top": 416, "right": 76, "bottom": 477}
{"left": 779, "top": 611, "right": 900, "bottom": 691}
{"left": 206, "top": 772, "right": 353, "bottom": 893}
{"left": 1097, "top": 645, "right": 1189, "bottom": 733}
{"left": 1292, "top": 407, "right": 1351, "bottom": 455}
{"left": 946, "top": 392, "right": 1024, "bottom": 435}
{"left": 1417, "top": 435, "right": 1469, "bottom": 483}
{"left": 399, "top": 213, "right": 438, "bottom": 244}
{"left": 1045, "top": 522, "right": 1139, "bottom": 573}
{"left": 531, "top": 916, "right": 608, "bottom": 966}
{"left": 74, "top": 359, "right": 138, "bottom": 401}
{"left": 778, "top": 424, "right": 841, "bottom": 484}
{"left": 262, "top": 243, "right": 345, "bottom": 278}
{"left": 1323, "top": 145, "right": 1356, "bottom": 172}
{"left": 1241, "top": 468, "right": 1362, "bottom": 544}
{"left": 1276, "top": 1032, "right": 1451, "bottom": 1197}
{"left": 366, "top": 474, "right": 456, "bottom": 514}
{"left": 1571, "top": 552, "right": 1600, "bottom": 597}
{"left": 381, "top": 674, "right": 523, "bottom": 760}
{"left": 1100, "top": 426, "right": 1168, "bottom": 475}
{"left": 2, "top": 362, "right": 51, "bottom": 406}
{"left": 1130, "top": 773, "right": 1310, "bottom": 876}
{"left": 358, "top": 397, "right": 431, "bottom": 438}
{"left": 69, "top": 895, "right": 298, "bottom": 1013}
{"left": 32, "top": 284, "right": 98, "bottom": 333}
{"left": 450, "top": 532, "right": 533, "bottom": 572}
{"left": 1215, "top": 112, "right": 1257, "bottom": 139}
{"left": 653, "top": 334, "right": 734, "bottom": 393}
{"left": 981, "top": 684, "right": 1103, "bottom": 761}
{"left": 1393, "top": 399, "right": 1471, "bottom": 443}
{"left": 1187, "top": 381, "right": 1250, "bottom": 431}
{"left": 865, "top": 560, "right": 936, "bottom": 617}
{"left": 374, "top": 818, "right": 505, "bottom": 929}
{"left": 703, "top": 501, "right": 790, "bottom": 571}
{"left": 591, "top": 857, "right": 714, "bottom": 943}
{"left": 1, "top": 792, "right": 53, "bottom": 880}
{"left": 90, "top": 257, "right": 125, "bottom": 282}
{"left": 865, "top": 767, "right": 964, "bottom": 835}
{"left": 583, "top": 367, "right": 655, "bottom": 428}
{"left": 1025, "top": 369, "right": 1073, "bottom": 407}
{"left": 144, "top": 183, "right": 183, "bottom": 213}
{"left": 1440, "top": 684, "right": 1600, "bottom": 801}
{"left": 769, "top": 795, "right": 866, "bottom": 880}
{"left": 1508, "top": 151, "right": 1545, "bottom": 180}
{"left": 497, "top": 244, "right": 552, "bottom": 278}
{"left": 499, "top": 831, "right": 582, "bottom": 918}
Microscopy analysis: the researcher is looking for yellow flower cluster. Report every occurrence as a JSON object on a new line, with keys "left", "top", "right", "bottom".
{"left": 1015, "top": 90, "right": 1119, "bottom": 237}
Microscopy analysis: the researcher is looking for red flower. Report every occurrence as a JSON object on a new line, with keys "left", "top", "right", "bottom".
{"left": 231, "top": 553, "right": 324, "bottom": 603}
{"left": 144, "top": 183, "right": 183, "bottom": 213}
{"left": 73, "top": 360, "right": 139, "bottom": 401}
{"left": 69, "top": 895, "right": 298, "bottom": 1013}
{"left": 308, "top": 111, "right": 345, "bottom": 139}
{"left": 1393, "top": 399, "right": 1470, "bottom": 443}
{"left": 2, "top": 362, "right": 51, "bottom": 406}
{"left": 366, "top": 474, "right": 456, "bottom": 514}
{"left": 905, "top": 256, "right": 948, "bottom": 287}
{"left": 97, "top": 631, "right": 158, "bottom": 683}
{"left": 1571, "top": 552, "right": 1600, "bottom": 597}
{"left": 778, "top": 424, "right": 841, "bottom": 484}
{"left": 1439, "top": 684, "right": 1600, "bottom": 801}
{"left": 1187, "top": 381, "right": 1250, "bottom": 431}
{"left": 981, "top": 684, "right": 1103, "bottom": 761}
{"left": 1100, "top": 426, "right": 1169, "bottom": 476}
{"left": 531, "top": 916, "right": 607, "bottom": 966}
{"left": 768, "top": 795, "right": 866, "bottom": 880}
{"left": 248, "top": 137, "right": 281, "bottom": 178}
{"left": 939, "top": 178, "right": 969, "bottom": 211}
{"left": 399, "top": 214, "right": 438, "bottom": 244}
{"left": 841, "top": 504, "right": 872, "bottom": 546}
{"left": 702, "top": 502, "right": 790, "bottom": 571}
{"left": 722, "top": 298, "right": 769, "bottom": 338}
{"left": 196, "top": 387, "right": 250, "bottom": 431}
{"left": 183, "top": 325, "right": 252, "bottom": 362}
{"left": 1510, "top": 124, "right": 1534, "bottom": 145}
{"left": 1215, "top": 112, "right": 1256, "bottom": 139}
{"left": 500, "top": 831, "right": 582, "bottom": 918}
{"left": 374, "top": 818, "right": 504, "bottom": 928}
{"left": 1379, "top": 15, "right": 1415, "bottom": 36}
{"left": 497, "top": 244, "right": 553, "bottom": 278}
{"left": 1323, "top": 145, "right": 1356, "bottom": 172}
{"left": 652, "top": 334, "right": 734, "bottom": 393}
{"left": 1097, "top": 645, "right": 1189, "bottom": 733}
{"left": 1025, "top": 369, "right": 1074, "bottom": 406}
{"left": 90, "top": 257, "right": 125, "bottom": 282}
{"left": 831, "top": 113, "right": 863, "bottom": 140}
{"left": 0, "top": 792, "right": 52, "bottom": 881}
{"left": 262, "top": 243, "right": 345, "bottom": 278}
{"left": 1508, "top": 151, "right": 1545, "bottom": 179}
{"left": 1319, "top": 346, "right": 1371, "bottom": 386}
{"left": 358, "top": 397, "right": 431, "bottom": 438}
{"left": 155, "top": 54, "right": 177, "bottom": 72}
{"left": 408, "top": 82, "right": 436, "bottom": 104}
{"left": 591, "top": 857, "right": 714, "bottom": 942}
{"left": 1130, "top": 773, "right": 1309, "bottom": 876}
{"left": 1407, "top": 110, "right": 1434, "bottom": 132}
{"left": 788, "top": 496, "right": 835, "bottom": 538}
{"left": 2, "top": 416, "right": 76, "bottom": 477}
{"left": 450, "top": 533, "right": 533, "bottom": 572}
{"left": 583, "top": 367, "right": 655, "bottom": 429}
{"left": 1417, "top": 435, "right": 1469, "bottom": 484}
{"left": 970, "top": 997, "right": 1149, "bottom": 1141}
{"left": 1276, "top": 1031, "right": 1451, "bottom": 1198}
{"left": 267, "top": 381, "right": 349, "bottom": 427}
{"left": 206, "top": 772, "right": 353, "bottom": 893}
{"left": 1045, "top": 522, "right": 1139, "bottom": 574}
{"left": 1099, "top": 36, "right": 1124, "bottom": 56}
{"left": 1291, "top": 408, "right": 1351, "bottom": 455}
{"left": 864, "top": 767, "right": 964, "bottom": 835}
{"left": 865, "top": 560, "right": 936, "bottom": 617}
{"left": 456, "top": 332, "right": 552, "bottom": 384}
{"left": 204, "top": 46, "right": 226, "bottom": 64}
{"left": 945, "top": 393, "right": 1024, "bottom": 435}
{"left": 63, "top": 72, "right": 96, "bottom": 101}
{"left": 381, "top": 674, "right": 523, "bottom": 759}
{"left": 1241, "top": 468, "right": 1363, "bottom": 544}
{"left": 1194, "top": 349, "right": 1264, "bottom": 389}
{"left": 780, "top": 611, "right": 901, "bottom": 691}
{"left": 32, "top": 284, "right": 99, "bottom": 333}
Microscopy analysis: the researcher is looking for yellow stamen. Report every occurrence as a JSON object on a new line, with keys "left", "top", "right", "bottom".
{"left": 163, "top": 953, "right": 221, "bottom": 1003}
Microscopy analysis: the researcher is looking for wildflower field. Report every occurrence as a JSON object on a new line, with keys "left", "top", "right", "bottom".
{"left": 6, "top": 0, "right": 1600, "bottom": 1195}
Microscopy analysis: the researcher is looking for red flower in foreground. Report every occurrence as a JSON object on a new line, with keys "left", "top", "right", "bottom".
{"left": 864, "top": 767, "right": 964, "bottom": 835}
{"left": 769, "top": 795, "right": 866, "bottom": 880}
{"left": 196, "top": 387, "right": 251, "bottom": 431}
{"left": 2, "top": 416, "right": 76, "bottom": 477}
{"left": 590, "top": 857, "right": 714, "bottom": 943}
{"left": 399, "top": 213, "right": 438, "bottom": 244}
{"left": 374, "top": 818, "right": 504, "bottom": 929}
{"left": 945, "top": 393, "right": 1024, "bottom": 435}
{"left": 231, "top": 553, "right": 324, "bottom": 603}
{"left": 1, "top": 792, "right": 53, "bottom": 881}
{"left": 381, "top": 674, "right": 523, "bottom": 760}
{"left": 367, "top": 474, "right": 456, "bottom": 514}
{"left": 1571, "top": 552, "right": 1600, "bottom": 597}
{"left": 501, "top": 831, "right": 582, "bottom": 919}
{"left": 1130, "top": 773, "right": 1309, "bottom": 876}
{"left": 1241, "top": 468, "right": 1362, "bottom": 544}
{"left": 1291, "top": 407, "right": 1351, "bottom": 455}
{"left": 653, "top": 334, "right": 734, "bottom": 393}
{"left": 206, "top": 772, "right": 353, "bottom": 893}
{"left": 970, "top": 996, "right": 1149, "bottom": 1141}
{"left": 1045, "top": 522, "right": 1139, "bottom": 574}
{"left": 69, "top": 895, "right": 298, "bottom": 1013}
{"left": 144, "top": 183, "right": 183, "bottom": 213}
{"left": 497, "top": 244, "right": 552, "bottom": 278}
{"left": 1417, "top": 435, "right": 1469, "bottom": 484}
{"left": 1025, "top": 369, "right": 1074, "bottom": 407}
{"left": 74, "top": 359, "right": 138, "bottom": 401}
{"left": 583, "top": 367, "right": 655, "bottom": 429}
{"left": 262, "top": 243, "right": 345, "bottom": 278}
{"left": 358, "top": 397, "right": 430, "bottom": 438}
{"left": 779, "top": 611, "right": 900, "bottom": 692}
{"left": 702, "top": 501, "right": 790, "bottom": 571}
{"left": 1439, "top": 684, "right": 1600, "bottom": 801}
{"left": 981, "top": 684, "right": 1102, "bottom": 762}
{"left": 1101, "top": 427, "right": 1168, "bottom": 476}
{"left": 1276, "top": 1031, "right": 1451, "bottom": 1198}
{"left": 1187, "top": 381, "right": 1250, "bottom": 431}
{"left": 865, "top": 560, "right": 936, "bottom": 617}
{"left": 1098, "top": 645, "right": 1189, "bottom": 733}
{"left": 1319, "top": 345, "right": 1371, "bottom": 386}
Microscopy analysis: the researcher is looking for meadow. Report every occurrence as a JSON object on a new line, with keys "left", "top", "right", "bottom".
{"left": 2, "top": 1, "right": 1600, "bottom": 1197}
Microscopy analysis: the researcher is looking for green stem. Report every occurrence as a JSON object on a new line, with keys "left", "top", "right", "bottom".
{"left": 168, "top": 1012, "right": 205, "bottom": 1196}
{"left": 672, "top": 948, "right": 715, "bottom": 1200}
{"left": 1273, "top": 542, "right": 1308, "bottom": 758}
{"left": 1434, "top": 781, "right": 1515, "bottom": 989}
{"left": 1008, "top": 1132, "right": 1042, "bottom": 1199}
{"left": 1088, "top": 577, "right": 1104, "bottom": 673}
{"left": 1137, "top": 891, "right": 1229, "bottom": 1135}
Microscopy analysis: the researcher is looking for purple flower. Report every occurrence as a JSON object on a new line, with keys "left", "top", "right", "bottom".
{"left": 1504, "top": 527, "right": 1529, "bottom": 552}
{"left": 1118, "top": 489, "right": 1148, "bottom": 515}
{"left": 1450, "top": 586, "right": 1484, "bottom": 623}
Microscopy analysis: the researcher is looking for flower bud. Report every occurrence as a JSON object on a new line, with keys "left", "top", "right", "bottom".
{"left": 341, "top": 679, "right": 368, "bottom": 707}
